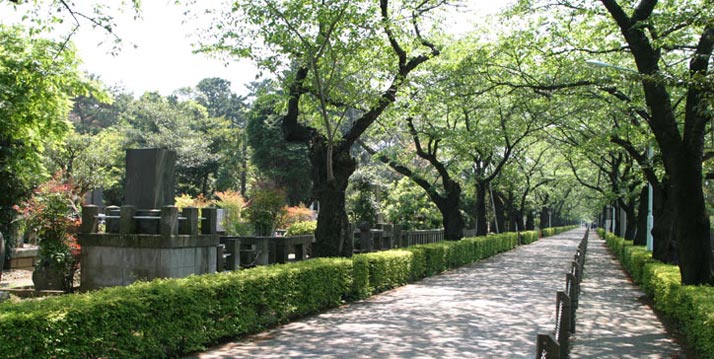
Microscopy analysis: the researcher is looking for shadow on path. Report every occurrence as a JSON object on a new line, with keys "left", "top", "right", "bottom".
{"left": 186, "top": 229, "right": 587, "bottom": 359}
{"left": 569, "top": 231, "right": 684, "bottom": 359}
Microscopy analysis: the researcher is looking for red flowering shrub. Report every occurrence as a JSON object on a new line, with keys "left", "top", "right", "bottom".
{"left": 15, "top": 177, "right": 81, "bottom": 289}
{"left": 284, "top": 203, "right": 316, "bottom": 227}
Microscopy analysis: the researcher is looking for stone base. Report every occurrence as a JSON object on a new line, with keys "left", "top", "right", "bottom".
{"left": 78, "top": 233, "right": 219, "bottom": 291}
{"left": 7, "top": 247, "right": 39, "bottom": 270}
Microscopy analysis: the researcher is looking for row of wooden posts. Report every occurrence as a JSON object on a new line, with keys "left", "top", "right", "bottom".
{"left": 535, "top": 228, "right": 589, "bottom": 359}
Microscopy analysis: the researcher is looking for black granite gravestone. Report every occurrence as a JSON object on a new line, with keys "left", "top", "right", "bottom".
{"left": 124, "top": 148, "right": 176, "bottom": 209}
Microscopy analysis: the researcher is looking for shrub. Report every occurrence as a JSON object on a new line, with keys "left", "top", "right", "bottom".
{"left": 174, "top": 193, "right": 212, "bottom": 209}
{"left": 0, "top": 258, "right": 353, "bottom": 359}
{"left": 247, "top": 186, "right": 287, "bottom": 236}
{"left": 285, "top": 220, "right": 317, "bottom": 236}
{"left": 284, "top": 204, "right": 315, "bottom": 227}
{"left": 215, "top": 190, "right": 249, "bottom": 235}
{"left": 355, "top": 250, "right": 413, "bottom": 294}
{"left": 602, "top": 231, "right": 714, "bottom": 359}
{"left": 15, "top": 179, "right": 81, "bottom": 291}
{"left": 520, "top": 230, "right": 539, "bottom": 244}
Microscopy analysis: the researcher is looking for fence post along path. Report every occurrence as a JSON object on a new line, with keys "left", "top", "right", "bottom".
{"left": 535, "top": 228, "right": 589, "bottom": 358}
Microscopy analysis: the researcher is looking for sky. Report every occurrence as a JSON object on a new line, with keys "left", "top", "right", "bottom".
{"left": 4, "top": 1, "right": 515, "bottom": 97}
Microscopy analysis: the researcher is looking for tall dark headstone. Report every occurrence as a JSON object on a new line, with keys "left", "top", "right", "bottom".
{"left": 124, "top": 148, "right": 176, "bottom": 209}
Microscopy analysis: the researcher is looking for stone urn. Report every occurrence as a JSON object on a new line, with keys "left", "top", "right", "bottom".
{"left": 32, "top": 262, "right": 68, "bottom": 291}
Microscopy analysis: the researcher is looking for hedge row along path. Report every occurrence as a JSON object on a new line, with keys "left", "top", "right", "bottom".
{"left": 186, "top": 228, "right": 589, "bottom": 358}
{"left": 569, "top": 231, "right": 683, "bottom": 358}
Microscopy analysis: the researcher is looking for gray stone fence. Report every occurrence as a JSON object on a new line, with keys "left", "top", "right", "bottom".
{"left": 220, "top": 235, "right": 314, "bottom": 269}
{"left": 353, "top": 223, "right": 445, "bottom": 252}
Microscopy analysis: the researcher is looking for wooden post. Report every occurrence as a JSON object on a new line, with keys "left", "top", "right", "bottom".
{"left": 556, "top": 291, "right": 571, "bottom": 358}
{"left": 566, "top": 273, "right": 577, "bottom": 332}
{"left": 535, "top": 333, "right": 560, "bottom": 359}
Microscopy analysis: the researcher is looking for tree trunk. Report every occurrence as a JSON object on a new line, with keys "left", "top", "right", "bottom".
{"left": 621, "top": 199, "right": 637, "bottom": 241}
{"left": 240, "top": 141, "right": 248, "bottom": 197}
{"left": 651, "top": 184, "right": 677, "bottom": 264}
{"left": 613, "top": 206, "right": 622, "bottom": 237}
{"left": 540, "top": 207, "right": 549, "bottom": 229}
{"left": 435, "top": 188, "right": 464, "bottom": 241}
{"left": 493, "top": 192, "right": 506, "bottom": 233}
{"left": 634, "top": 186, "right": 648, "bottom": 246}
{"left": 311, "top": 137, "right": 356, "bottom": 257}
{"left": 475, "top": 182, "right": 488, "bottom": 236}
{"left": 526, "top": 212, "right": 535, "bottom": 230}
{"left": 672, "top": 155, "right": 714, "bottom": 285}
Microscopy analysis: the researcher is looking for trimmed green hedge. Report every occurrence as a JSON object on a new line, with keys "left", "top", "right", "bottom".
{"left": 336, "top": 227, "right": 572, "bottom": 299}
{"left": 599, "top": 229, "right": 714, "bottom": 358}
{"left": 0, "top": 258, "right": 354, "bottom": 358}
{"left": 540, "top": 225, "right": 578, "bottom": 238}
{"left": 0, "top": 226, "right": 575, "bottom": 358}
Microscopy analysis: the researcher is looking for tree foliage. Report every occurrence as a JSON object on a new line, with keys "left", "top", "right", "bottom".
{"left": 0, "top": 25, "right": 95, "bottom": 236}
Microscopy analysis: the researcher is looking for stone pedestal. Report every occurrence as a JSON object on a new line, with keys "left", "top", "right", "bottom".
{"left": 78, "top": 206, "right": 220, "bottom": 291}
{"left": 78, "top": 233, "right": 218, "bottom": 291}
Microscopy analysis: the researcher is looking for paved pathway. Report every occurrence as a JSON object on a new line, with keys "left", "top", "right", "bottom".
{"left": 569, "top": 231, "right": 684, "bottom": 358}
{"left": 186, "top": 229, "right": 585, "bottom": 359}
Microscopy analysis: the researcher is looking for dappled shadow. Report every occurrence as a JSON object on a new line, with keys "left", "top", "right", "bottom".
{"left": 569, "top": 232, "right": 684, "bottom": 359}
{"left": 185, "top": 229, "right": 588, "bottom": 359}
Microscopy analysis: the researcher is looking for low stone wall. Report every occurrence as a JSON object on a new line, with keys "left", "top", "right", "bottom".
{"left": 78, "top": 234, "right": 218, "bottom": 291}
{"left": 7, "top": 247, "right": 39, "bottom": 270}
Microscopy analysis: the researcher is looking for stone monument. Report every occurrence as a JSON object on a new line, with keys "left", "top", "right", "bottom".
{"left": 78, "top": 148, "right": 219, "bottom": 291}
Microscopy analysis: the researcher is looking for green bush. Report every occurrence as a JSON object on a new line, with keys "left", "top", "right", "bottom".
{"left": 602, "top": 230, "right": 714, "bottom": 359}
{"left": 0, "top": 258, "right": 353, "bottom": 359}
{"left": 355, "top": 250, "right": 413, "bottom": 294}
{"left": 0, "top": 225, "right": 576, "bottom": 358}
{"left": 285, "top": 220, "right": 317, "bottom": 236}
{"left": 520, "top": 230, "right": 539, "bottom": 244}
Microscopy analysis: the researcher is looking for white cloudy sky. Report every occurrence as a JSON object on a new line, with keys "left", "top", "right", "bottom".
{"left": 3, "top": 1, "right": 515, "bottom": 97}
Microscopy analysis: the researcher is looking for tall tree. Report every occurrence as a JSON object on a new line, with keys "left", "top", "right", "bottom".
{"left": 0, "top": 25, "right": 95, "bottom": 239}
{"left": 513, "top": 0, "right": 714, "bottom": 284}
{"left": 246, "top": 88, "right": 312, "bottom": 205}
{"left": 362, "top": 116, "right": 465, "bottom": 240}
{"left": 195, "top": 0, "right": 447, "bottom": 256}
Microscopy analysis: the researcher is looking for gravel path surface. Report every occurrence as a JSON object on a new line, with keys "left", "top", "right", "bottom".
{"left": 0, "top": 269, "right": 33, "bottom": 288}
{"left": 569, "top": 232, "right": 684, "bottom": 359}
{"left": 185, "top": 229, "right": 586, "bottom": 359}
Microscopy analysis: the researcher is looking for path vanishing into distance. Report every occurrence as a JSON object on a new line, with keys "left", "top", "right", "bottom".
{"left": 186, "top": 228, "right": 682, "bottom": 358}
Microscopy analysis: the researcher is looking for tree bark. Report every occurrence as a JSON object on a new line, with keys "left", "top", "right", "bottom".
{"left": 540, "top": 207, "right": 549, "bottom": 229}
{"left": 434, "top": 185, "right": 465, "bottom": 241}
{"left": 475, "top": 182, "right": 488, "bottom": 236}
{"left": 311, "top": 137, "right": 356, "bottom": 257}
{"left": 526, "top": 212, "right": 535, "bottom": 230}
{"left": 651, "top": 183, "right": 677, "bottom": 263}
{"left": 493, "top": 191, "right": 506, "bottom": 233}
{"left": 672, "top": 152, "right": 714, "bottom": 284}
{"left": 634, "top": 186, "right": 648, "bottom": 246}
